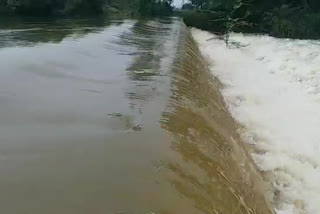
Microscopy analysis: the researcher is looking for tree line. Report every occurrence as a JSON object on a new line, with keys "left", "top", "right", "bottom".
{"left": 182, "top": 0, "right": 320, "bottom": 39}
{"left": 0, "top": 0, "right": 173, "bottom": 16}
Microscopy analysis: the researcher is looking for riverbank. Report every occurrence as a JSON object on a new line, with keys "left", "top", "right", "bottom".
{"left": 180, "top": 0, "right": 320, "bottom": 40}
{"left": 192, "top": 29, "right": 320, "bottom": 214}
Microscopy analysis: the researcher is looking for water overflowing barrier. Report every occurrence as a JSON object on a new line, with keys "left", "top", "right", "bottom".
{"left": 0, "top": 17, "right": 273, "bottom": 214}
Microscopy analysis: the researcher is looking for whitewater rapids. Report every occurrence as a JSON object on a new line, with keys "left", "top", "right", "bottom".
{"left": 192, "top": 29, "right": 320, "bottom": 214}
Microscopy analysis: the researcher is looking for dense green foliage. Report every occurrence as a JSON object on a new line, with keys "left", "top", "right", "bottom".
{"left": 0, "top": 0, "right": 105, "bottom": 15}
{"left": 0, "top": 0, "right": 172, "bottom": 16}
{"left": 182, "top": 0, "right": 320, "bottom": 39}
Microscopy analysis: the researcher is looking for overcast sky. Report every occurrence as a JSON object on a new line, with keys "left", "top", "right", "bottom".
{"left": 173, "top": 0, "right": 185, "bottom": 8}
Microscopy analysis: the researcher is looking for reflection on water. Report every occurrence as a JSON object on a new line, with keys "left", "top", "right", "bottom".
{"left": 123, "top": 20, "right": 172, "bottom": 78}
{"left": 118, "top": 18, "right": 180, "bottom": 115}
{"left": 0, "top": 17, "right": 273, "bottom": 214}
{"left": 0, "top": 17, "right": 114, "bottom": 48}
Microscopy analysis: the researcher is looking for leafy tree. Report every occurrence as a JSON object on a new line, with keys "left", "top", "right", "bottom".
{"left": 0, "top": 0, "right": 173, "bottom": 16}
{"left": 183, "top": 0, "right": 320, "bottom": 39}
{"left": 190, "top": 0, "right": 208, "bottom": 9}
{"left": 182, "top": 3, "right": 195, "bottom": 10}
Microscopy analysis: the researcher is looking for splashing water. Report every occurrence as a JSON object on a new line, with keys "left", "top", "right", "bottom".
{"left": 192, "top": 29, "right": 320, "bottom": 214}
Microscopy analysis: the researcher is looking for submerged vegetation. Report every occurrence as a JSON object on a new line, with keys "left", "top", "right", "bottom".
{"left": 182, "top": 0, "right": 320, "bottom": 39}
{"left": 0, "top": 0, "right": 173, "bottom": 17}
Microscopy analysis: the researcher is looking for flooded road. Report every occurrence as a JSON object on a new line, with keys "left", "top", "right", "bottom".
{"left": 0, "top": 17, "right": 273, "bottom": 214}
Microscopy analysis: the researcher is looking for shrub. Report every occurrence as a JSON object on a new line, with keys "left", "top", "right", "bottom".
{"left": 183, "top": 10, "right": 225, "bottom": 32}
{"left": 270, "top": 6, "right": 320, "bottom": 39}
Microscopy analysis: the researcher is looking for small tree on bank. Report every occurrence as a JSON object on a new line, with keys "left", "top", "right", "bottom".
{"left": 211, "top": 0, "right": 253, "bottom": 46}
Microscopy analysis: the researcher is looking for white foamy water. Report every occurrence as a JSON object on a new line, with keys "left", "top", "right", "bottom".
{"left": 192, "top": 29, "right": 320, "bottom": 214}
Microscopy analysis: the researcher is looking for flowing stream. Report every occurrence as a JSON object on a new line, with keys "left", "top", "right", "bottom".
{"left": 0, "top": 17, "right": 273, "bottom": 214}
{"left": 193, "top": 29, "right": 320, "bottom": 214}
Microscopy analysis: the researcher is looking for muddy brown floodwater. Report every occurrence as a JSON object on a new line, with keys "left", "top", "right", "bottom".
{"left": 0, "top": 17, "right": 274, "bottom": 214}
